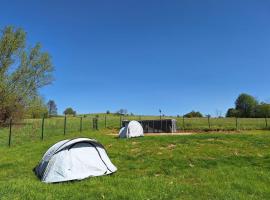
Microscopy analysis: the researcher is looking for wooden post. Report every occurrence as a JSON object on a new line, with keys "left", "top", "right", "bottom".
{"left": 235, "top": 117, "right": 238, "bottom": 130}
{"left": 265, "top": 117, "right": 268, "bottom": 128}
{"left": 64, "top": 115, "right": 67, "bottom": 135}
{"left": 8, "top": 118, "right": 12, "bottom": 147}
{"left": 80, "top": 117, "right": 82, "bottom": 132}
{"left": 207, "top": 116, "right": 210, "bottom": 129}
{"left": 96, "top": 118, "right": 99, "bottom": 130}
{"left": 182, "top": 116, "right": 185, "bottom": 130}
{"left": 105, "top": 115, "right": 107, "bottom": 128}
{"left": 41, "top": 114, "right": 45, "bottom": 140}
{"left": 120, "top": 116, "right": 122, "bottom": 128}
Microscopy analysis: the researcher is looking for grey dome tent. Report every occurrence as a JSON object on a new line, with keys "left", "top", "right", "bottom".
{"left": 34, "top": 138, "right": 117, "bottom": 183}
{"left": 119, "top": 120, "right": 144, "bottom": 138}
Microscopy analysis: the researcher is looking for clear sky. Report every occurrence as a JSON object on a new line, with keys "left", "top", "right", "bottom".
{"left": 1, "top": 0, "right": 269, "bottom": 116}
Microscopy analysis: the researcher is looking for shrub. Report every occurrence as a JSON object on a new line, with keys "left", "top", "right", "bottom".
{"left": 184, "top": 111, "right": 203, "bottom": 118}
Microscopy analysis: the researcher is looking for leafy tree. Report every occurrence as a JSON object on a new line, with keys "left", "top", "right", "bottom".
{"left": 254, "top": 103, "right": 270, "bottom": 118}
{"left": 235, "top": 93, "right": 258, "bottom": 117}
{"left": 226, "top": 108, "right": 239, "bottom": 117}
{"left": 0, "top": 26, "right": 53, "bottom": 122}
{"left": 25, "top": 96, "right": 48, "bottom": 118}
{"left": 47, "top": 100, "right": 57, "bottom": 116}
{"left": 184, "top": 111, "right": 203, "bottom": 118}
{"left": 64, "top": 107, "right": 76, "bottom": 116}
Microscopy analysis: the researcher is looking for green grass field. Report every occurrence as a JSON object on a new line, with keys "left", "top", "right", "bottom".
{"left": 0, "top": 117, "right": 270, "bottom": 199}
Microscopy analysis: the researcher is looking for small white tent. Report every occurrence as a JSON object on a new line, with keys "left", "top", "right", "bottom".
{"left": 119, "top": 120, "right": 144, "bottom": 138}
{"left": 34, "top": 138, "right": 117, "bottom": 183}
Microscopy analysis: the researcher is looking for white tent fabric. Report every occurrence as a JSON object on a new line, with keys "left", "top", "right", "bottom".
{"left": 119, "top": 120, "right": 144, "bottom": 138}
{"left": 34, "top": 138, "right": 117, "bottom": 183}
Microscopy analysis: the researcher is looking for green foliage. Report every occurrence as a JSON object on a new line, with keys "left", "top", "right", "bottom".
{"left": 0, "top": 26, "right": 54, "bottom": 122}
{"left": 254, "top": 103, "right": 270, "bottom": 118}
{"left": 235, "top": 93, "right": 258, "bottom": 117}
{"left": 63, "top": 107, "right": 76, "bottom": 116}
{"left": 227, "top": 94, "right": 269, "bottom": 118}
{"left": 184, "top": 111, "right": 203, "bottom": 118}
{"left": 24, "top": 96, "right": 48, "bottom": 118}
{"left": 226, "top": 108, "right": 239, "bottom": 117}
{"left": 47, "top": 100, "right": 57, "bottom": 116}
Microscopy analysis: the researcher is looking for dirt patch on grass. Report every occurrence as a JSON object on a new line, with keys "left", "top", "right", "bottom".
{"left": 145, "top": 132, "right": 194, "bottom": 136}
{"left": 167, "top": 144, "right": 176, "bottom": 150}
{"left": 145, "top": 130, "right": 242, "bottom": 136}
{"left": 108, "top": 130, "right": 242, "bottom": 137}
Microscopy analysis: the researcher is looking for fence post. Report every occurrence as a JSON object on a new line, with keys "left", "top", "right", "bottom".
{"left": 41, "top": 114, "right": 45, "bottom": 140}
{"left": 92, "top": 118, "right": 98, "bottom": 130}
{"left": 265, "top": 117, "right": 268, "bottom": 128}
{"left": 120, "top": 116, "right": 122, "bottom": 128}
{"left": 80, "top": 117, "right": 82, "bottom": 132}
{"left": 8, "top": 118, "right": 12, "bottom": 147}
{"left": 182, "top": 116, "right": 185, "bottom": 130}
{"left": 64, "top": 115, "right": 67, "bottom": 135}
{"left": 160, "top": 118, "right": 162, "bottom": 133}
{"left": 105, "top": 115, "right": 107, "bottom": 128}
{"left": 235, "top": 117, "right": 238, "bottom": 130}
{"left": 207, "top": 116, "right": 211, "bottom": 129}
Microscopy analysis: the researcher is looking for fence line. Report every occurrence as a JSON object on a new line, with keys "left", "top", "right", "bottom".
{"left": 1, "top": 115, "right": 269, "bottom": 147}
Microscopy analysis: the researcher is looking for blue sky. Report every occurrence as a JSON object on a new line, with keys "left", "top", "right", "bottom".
{"left": 1, "top": 0, "right": 269, "bottom": 116}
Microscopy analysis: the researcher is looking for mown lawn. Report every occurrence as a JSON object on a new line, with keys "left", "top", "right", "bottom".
{"left": 0, "top": 129, "right": 270, "bottom": 200}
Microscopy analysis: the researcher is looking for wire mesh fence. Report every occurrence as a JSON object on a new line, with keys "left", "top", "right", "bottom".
{"left": 0, "top": 115, "right": 269, "bottom": 147}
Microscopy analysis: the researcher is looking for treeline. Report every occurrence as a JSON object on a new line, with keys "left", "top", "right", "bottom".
{"left": 182, "top": 93, "right": 270, "bottom": 118}
{"left": 226, "top": 93, "right": 270, "bottom": 118}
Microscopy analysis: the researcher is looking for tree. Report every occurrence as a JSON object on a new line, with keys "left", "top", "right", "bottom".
{"left": 106, "top": 110, "right": 110, "bottom": 114}
{"left": 47, "top": 100, "right": 57, "bottom": 116}
{"left": 0, "top": 26, "right": 54, "bottom": 122}
{"left": 64, "top": 107, "right": 76, "bottom": 116}
{"left": 25, "top": 96, "right": 48, "bottom": 118}
{"left": 235, "top": 93, "right": 258, "bottom": 117}
{"left": 254, "top": 103, "right": 270, "bottom": 118}
{"left": 184, "top": 111, "right": 203, "bottom": 118}
{"left": 226, "top": 108, "right": 239, "bottom": 117}
{"left": 116, "top": 109, "right": 128, "bottom": 115}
